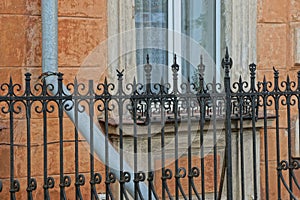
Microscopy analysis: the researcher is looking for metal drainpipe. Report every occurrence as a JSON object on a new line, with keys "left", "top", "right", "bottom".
{"left": 42, "top": 0, "right": 58, "bottom": 73}
{"left": 41, "top": 0, "right": 151, "bottom": 198}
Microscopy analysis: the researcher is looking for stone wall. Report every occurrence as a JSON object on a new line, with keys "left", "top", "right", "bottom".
{"left": 0, "top": 0, "right": 299, "bottom": 199}
{"left": 0, "top": 0, "right": 108, "bottom": 199}
{"left": 257, "top": 0, "right": 300, "bottom": 199}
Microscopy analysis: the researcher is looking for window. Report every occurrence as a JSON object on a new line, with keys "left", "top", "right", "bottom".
{"left": 134, "top": 0, "right": 223, "bottom": 84}
{"left": 107, "top": 0, "right": 257, "bottom": 85}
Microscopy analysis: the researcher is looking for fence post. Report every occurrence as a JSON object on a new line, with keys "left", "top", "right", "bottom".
{"left": 171, "top": 55, "right": 180, "bottom": 199}
{"left": 222, "top": 47, "right": 233, "bottom": 199}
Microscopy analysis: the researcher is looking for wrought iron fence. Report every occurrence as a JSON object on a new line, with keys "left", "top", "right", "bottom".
{"left": 0, "top": 50, "right": 299, "bottom": 200}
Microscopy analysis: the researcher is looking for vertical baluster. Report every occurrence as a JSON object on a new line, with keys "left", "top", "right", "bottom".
{"left": 9, "top": 77, "right": 20, "bottom": 200}
{"left": 57, "top": 73, "right": 71, "bottom": 200}
{"left": 171, "top": 55, "right": 180, "bottom": 200}
{"left": 238, "top": 76, "right": 245, "bottom": 200}
{"left": 212, "top": 76, "right": 218, "bottom": 200}
{"left": 25, "top": 73, "right": 37, "bottom": 200}
{"left": 118, "top": 72, "right": 124, "bottom": 199}
{"left": 187, "top": 74, "right": 192, "bottom": 199}
{"left": 160, "top": 77, "right": 166, "bottom": 199}
{"left": 104, "top": 77, "right": 110, "bottom": 200}
{"left": 198, "top": 55, "right": 206, "bottom": 200}
{"left": 116, "top": 69, "right": 128, "bottom": 200}
{"left": 285, "top": 75, "right": 293, "bottom": 200}
{"left": 89, "top": 80, "right": 97, "bottom": 199}
{"left": 103, "top": 77, "right": 116, "bottom": 199}
{"left": 262, "top": 76, "right": 269, "bottom": 200}
{"left": 273, "top": 68, "right": 281, "bottom": 199}
{"left": 132, "top": 77, "right": 139, "bottom": 200}
{"left": 0, "top": 180, "right": 2, "bottom": 192}
{"left": 74, "top": 78, "right": 85, "bottom": 200}
{"left": 74, "top": 78, "right": 79, "bottom": 199}
{"left": 145, "top": 56, "right": 152, "bottom": 200}
{"left": 42, "top": 78, "right": 54, "bottom": 200}
{"left": 249, "top": 63, "right": 258, "bottom": 199}
{"left": 58, "top": 73, "right": 65, "bottom": 199}
{"left": 298, "top": 70, "right": 300, "bottom": 158}
{"left": 144, "top": 56, "right": 155, "bottom": 200}
{"left": 222, "top": 47, "right": 233, "bottom": 200}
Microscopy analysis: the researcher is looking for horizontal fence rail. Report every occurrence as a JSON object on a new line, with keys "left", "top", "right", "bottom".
{"left": 0, "top": 51, "right": 299, "bottom": 200}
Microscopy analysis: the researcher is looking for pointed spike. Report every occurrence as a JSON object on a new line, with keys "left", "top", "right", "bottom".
{"left": 116, "top": 69, "right": 124, "bottom": 79}
{"left": 146, "top": 54, "right": 150, "bottom": 64}
{"left": 225, "top": 46, "right": 229, "bottom": 59}
{"left": 174, "top": 54, "right": 177, "bottom": 64}
{"left": 133, "top": 77, "right": 136, "bottom": 84}
{"left": 160, "top": 77, "right": 164, "bottom": 84}
{"left": 239, "top": 75, "right": 242, "bottom": 82}
{"left": 25, "top": 72, "right": 31, "bottom": 77}
{"left": 104, "top": 77, "right": 107, "bottom": 84}
{"left": 263, "top": 75, "right": 266, "bottom": 82}
{"left": 187, "top": 76, "right": 190, "bottom": 83}
{"left": 200, "top": 55, "right": 203, "bottom": 65}
{"left": 74, "top": 76, "right": 78, "bottom": 84}
{"left": 287, "top": 75, "right": 290, "bottom": 82}
{"left": 42, "top": 78, "right": 46, "bottom": 86}
{"left": 9, "top": 76, "right": 12, "bottom": 85}
{"left": 212, "top": 75, "right": 216, "bottom": 83}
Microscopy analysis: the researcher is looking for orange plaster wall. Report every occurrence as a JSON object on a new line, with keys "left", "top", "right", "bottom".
{"left": 0, "top": 1, "right": 108, "bottom": 199}
{"left": 257, "top": 0, "right": 300, "bottom": 199}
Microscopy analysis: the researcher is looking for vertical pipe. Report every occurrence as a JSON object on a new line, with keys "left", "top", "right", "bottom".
{"left": 222, "top": 47, "right": 233, "bottom": 200}
{"left": 40, "top": 1, "right": 152, "bottom": 198}
{"left": 42, "top": 0, "right": 58, "bottom": 73}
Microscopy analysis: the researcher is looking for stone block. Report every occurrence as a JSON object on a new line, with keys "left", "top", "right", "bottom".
{"left": 45, "top": 173, "right": 106, "bottom": 199}
{"left": 0, "top": 119, "right": 27, "bottom": 145}
{"left": 259, "top": 128, "right": 289, "bottom": 162}
{"left": 0, "top": 0, "right": 40, "bottom": 15}
{"left": 154, "top": 154, "right": 220, "bottom": 198}
{"left": 0, "top": 117, "right": 79, "bottom": 146}
{"left": 260, "top": 161, "right": 290, "bottom": 200}
{"left": 30, "top": 117, "right": 77, "bottom": 144}
{"left": 25, "top": 16, "right": 42, "bottom": 67}
{"left": 0, "top": 134, "right": 107, "bottom": 178}
{"left": 0, "top": 174, "right": 105, "bottom": 200}
{"left": 257, "top": 0, "right": 288, "bottom": 23}
{"left": 0, "top": 15, "right": 42, "bottom": 68}
{"left": 0, "top": 15, "right": 28, "bottom": 67}
{"left": 295, "top": 27, "right": 300, "bottom": 65}
{"left": 58, "top": 18, "right": 107, "bottom": 67}
{"left": 294, "top": 169, "right": 300, "bottom": 197}
{"left": 0, "top": 145, "right": 10, "bottom": 179}
{"left": 257, "top": 24, "right": 287, "bottom": 70}
{"left": 58, "top": 0, "right": 106, "bottom": 18}
{"left": 290, "top": 0, "right": 300, "bottom": 21}
{"left": 46, "top": 141, "right": 105, "bottom": 176}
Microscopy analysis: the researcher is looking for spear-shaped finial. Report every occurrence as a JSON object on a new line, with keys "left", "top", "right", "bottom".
{"left": 198, "top": 55, "right": 205, "bottom": 77}
{"left": 116, "top": 69, "right": 124, "bottom": 80}
{"left": 225, "top": 46, "right": 229, "bottom": 60}
{"left": 222, "top": 47, "right": 233, "bottom": 69}
{"left": 144, "top": 55, "right": 152, "bottom": 75}
{"left": 171, "top": 54, "right": 179, "bottom": 73}
{"left": 146, "top": 54, "right": 150, "bottom": 64}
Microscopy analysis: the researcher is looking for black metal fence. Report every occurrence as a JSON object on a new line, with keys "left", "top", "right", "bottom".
{"left": 0, "top": 50, "right": 299, "bottom": 200}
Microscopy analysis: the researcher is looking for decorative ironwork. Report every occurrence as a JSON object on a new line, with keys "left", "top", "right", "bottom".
{"left": 0, "top": 50, "right": 299, "bottom": 200}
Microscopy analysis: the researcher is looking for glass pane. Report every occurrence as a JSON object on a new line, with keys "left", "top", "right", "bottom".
{"left": 181, "top": 0, "right": 216, "bottom": 82}
{"left": 134, "top": 0, "right": 217, "bottom": 84}
{"left": 135, "top": 0, "right": 168, "bottom": 84}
